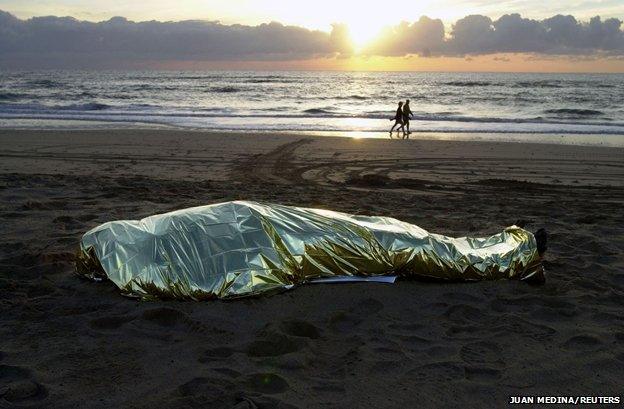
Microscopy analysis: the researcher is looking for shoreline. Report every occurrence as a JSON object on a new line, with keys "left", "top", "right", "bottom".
{"left": 2, "top": 126, "right": 624, "bottom": 148}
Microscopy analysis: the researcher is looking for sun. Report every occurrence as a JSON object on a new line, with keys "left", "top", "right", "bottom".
{"left": 348, "top": 21, "right": 382, "bottom": 52}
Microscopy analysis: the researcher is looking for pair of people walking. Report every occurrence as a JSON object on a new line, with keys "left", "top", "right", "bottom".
{"left": 389, "top": 99, "right": 413, "bottom": 139}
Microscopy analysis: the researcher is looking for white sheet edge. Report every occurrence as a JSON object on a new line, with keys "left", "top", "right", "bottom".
{"left": 308, "top": 276, "right": 397, "bottom": 284}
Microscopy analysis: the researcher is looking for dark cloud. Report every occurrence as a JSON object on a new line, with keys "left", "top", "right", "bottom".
{"left": 0, "top": 10, "right": 622, "bottom": 68}
{"left": 446, "top": 13, "right": 624, "bottom": 56}
{"left": 366, "top": 13, "right": 623, "bottom": 57}
{"left": 0, "top": 11, "right": 343, "bottom": 67}
{"left": 543, "top": 15, "right": 624, "bottom": 52}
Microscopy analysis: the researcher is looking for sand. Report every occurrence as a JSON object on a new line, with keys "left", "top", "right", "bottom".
{"left": 1, "top": 129, "right": 623, "bottom": 408}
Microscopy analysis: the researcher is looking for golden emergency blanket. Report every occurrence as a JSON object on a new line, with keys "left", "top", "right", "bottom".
{"left": 76, "top": 201, "right": 543, "bottom": 300}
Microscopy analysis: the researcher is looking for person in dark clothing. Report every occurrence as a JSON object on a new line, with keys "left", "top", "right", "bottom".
{"left": 389, "top": 101, "right": 404, "bottom": 138}
{"left": 402, "top": 99, "right": 413, "bottom": 139}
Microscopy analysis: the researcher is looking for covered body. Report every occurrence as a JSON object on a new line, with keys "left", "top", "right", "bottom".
{"left": 77, "top": 201, "right": 543, "bottom": 300}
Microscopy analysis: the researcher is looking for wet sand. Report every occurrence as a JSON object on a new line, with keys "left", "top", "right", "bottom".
{"left": 1, "top": 129, "right": 623, "bottom": 408}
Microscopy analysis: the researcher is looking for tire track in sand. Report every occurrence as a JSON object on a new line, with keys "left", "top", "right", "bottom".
{"left": 233, "top": 138, "right": 312, "bottom": 184}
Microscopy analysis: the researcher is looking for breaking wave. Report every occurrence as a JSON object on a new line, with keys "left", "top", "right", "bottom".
{"left": 303, "top": 108, "right": 335, "bottom": 115}
{"left": 0, "top": 92, "right": 23, "bottom": 101}
{"left": 209, "top": 86, "right": 243, "bottom": 93}
{"left": 544, "top": 108, "right": 604, "bottom": 117}
{"left": 444, "top": 81, "right": 495, "bottom": 87}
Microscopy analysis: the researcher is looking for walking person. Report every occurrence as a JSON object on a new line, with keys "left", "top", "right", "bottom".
{"left": 389, "top": 101, "right": 404, "bottom": 138}
{"left": 402, "top": 99, "right": 413, "bottom": 139}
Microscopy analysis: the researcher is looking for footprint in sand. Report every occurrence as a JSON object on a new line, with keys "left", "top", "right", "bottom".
{"left": 562, "top": 335, "right": 603, "bottom": 350}
{"left": 0, "top": 365, "right": 48, "bottom": 404}
{"left": 460, "top": 341, "right": 505, "bottom": 381}
{"left": 460, "top": 341, "right": 504, "bottom": 368}
{"left": 176, "top": 376, "right": 235, "bottom": 399}
{"left": 280, "top": 320, "right": 321, "bottom": 339}
{"left": 440, "top": 292, "right": 483, "bottom": 304}
{"left": 445, "top": 325, "right": 482, "bottom": 340}
{"left": 385, "top": 323, "right": 430, "bottom": 350}
{"left": 423, "top": 345, "right": 456, "bottom": 360}
{"left": 198, "top": 347, "right": 235, "bottom": 363}
{"left": 406, "top": 362, "right": 465, "bottom": 383}
{"left": 141, "top": 307, "right": 211, "bottom": 333}
{"left": 211, "top": 367, "right": 241, "bottom": 378}
{"left": 369, "top": 358, "right": 410, "bottom": 373}
{"left": 242, "top": 373, "right": 289, "bottom": 394}
{"left": 327, "top": 309, "right": 359, "bottom": 326}
{"left": 443, "top": 304, "right": 484, "bottom": 322}
{"left": 351, "top": 297, "right": 384, "bottom": 315}
{"left": 142, "top": 307, "right": 187, "bottom": 327}
{"left": 327, "top": 298, "right": 385, "bottom": 332}
{"left": 89, "top": 314, "right": 136, "bottom": 330}
{"left": 464, "top": 366, "right": 503, "bottom": 382}
{"left": 493, "top": 317, "right": 556, "bottom": 341}
{"left": 238, "top": 395, "right": 299, "bottom": 409}
{"left": 311, "top": 380, "right": 346, "bottom": 393}
{"left": 388, "top": 322, "right": 425, "bottom": 333}
{"left": 246, "top": 331, "right": 305, "bottom": 357}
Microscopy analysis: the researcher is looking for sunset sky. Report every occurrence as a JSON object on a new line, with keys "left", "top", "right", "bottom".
{"left": 1, "top": 0, "right": 623, "bottom": 71}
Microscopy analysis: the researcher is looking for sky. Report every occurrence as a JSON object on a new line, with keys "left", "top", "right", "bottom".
{"left": 3, "top": 0, "right": 624, "bottom": 29}
{"left": 1, "top": 0, "right": 623, "bottom": 71}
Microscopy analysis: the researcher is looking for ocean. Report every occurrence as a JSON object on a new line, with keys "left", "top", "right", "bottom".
{"left": 1, "top": 70, "right": 624, "bottom": 143}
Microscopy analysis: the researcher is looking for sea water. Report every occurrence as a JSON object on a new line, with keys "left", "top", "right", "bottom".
{"left": 1, "top": 70, "right": 623, "bottom": 144}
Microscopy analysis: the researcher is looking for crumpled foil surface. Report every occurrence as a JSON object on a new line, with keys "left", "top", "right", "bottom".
{"left": 77, "top": 201, "right": 543, "bottom": 300}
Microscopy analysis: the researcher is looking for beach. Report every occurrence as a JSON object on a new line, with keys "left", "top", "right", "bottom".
{"left": 1, "top": 129, "right": 623, "bottom": 408}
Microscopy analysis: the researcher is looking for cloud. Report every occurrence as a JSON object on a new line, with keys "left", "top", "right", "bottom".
{"left": 445, "top": 13, "right": 624, "bottom": 56}
{"left": 366, "top": 13, "right": 624, "bottom": 57}
{"left": 363, "top": 17, "right": 445, "bottom": 56}
{"left": 328, "top": 23, "right": 354, "bottom": 55}
{"left": 0, "top": 10, "right": 623, "bottom": 68}
{"left": 0, "top": 10, "right": 343, "bottom": 67}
